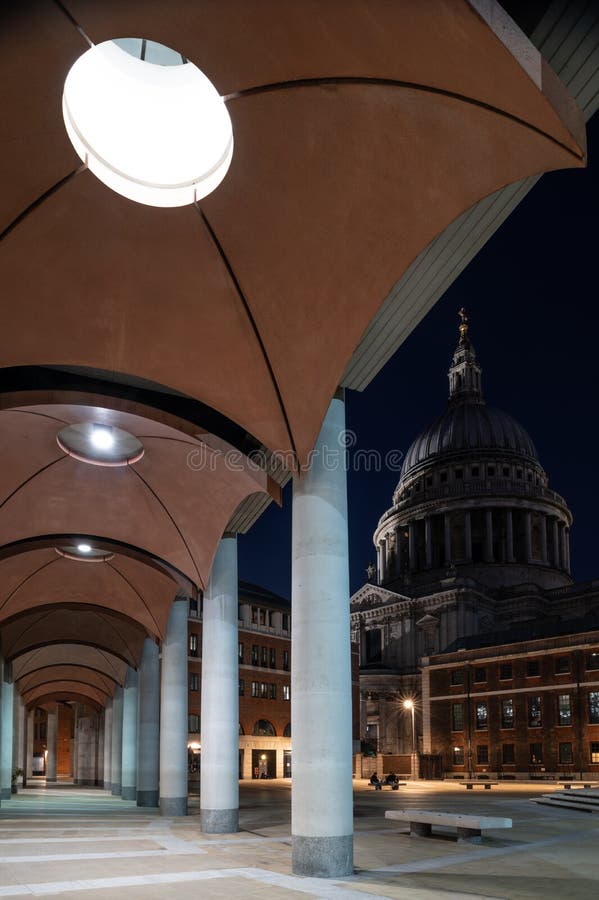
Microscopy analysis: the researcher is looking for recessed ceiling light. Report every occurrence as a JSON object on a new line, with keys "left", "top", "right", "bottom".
{"left": 77, "top": 543, "right": 92, "bottom": 553}
{"left": 90, "top": 425, "right": 114, "bottom": 450}
{"left": 62, "top": 39, "right": 233, "bottom": 207}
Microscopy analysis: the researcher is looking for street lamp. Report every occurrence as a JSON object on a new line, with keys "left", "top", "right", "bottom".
{"left": 403, "top": 699, "right": 417, "bottom": 780}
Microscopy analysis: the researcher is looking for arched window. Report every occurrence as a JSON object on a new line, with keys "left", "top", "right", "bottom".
{"left": 252, "top": 719, "right": 276, "bottom": 736}
{"left": 239, "top": 722, "right": 244, "bottom": 735}
{"left": 283, "top": 722, "right": 291, "bottom": 737}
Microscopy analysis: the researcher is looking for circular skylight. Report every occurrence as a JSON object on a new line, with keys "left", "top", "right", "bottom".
{"left": 62, "top": 39, "right": 233, "bottom": 207}
{"left": 57, "top": 422, "right": 144, "bottom": 466}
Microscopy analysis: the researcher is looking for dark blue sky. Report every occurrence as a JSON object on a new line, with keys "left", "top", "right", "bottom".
{"left": 239, "top": 114, "right": 598, "bottom": 600}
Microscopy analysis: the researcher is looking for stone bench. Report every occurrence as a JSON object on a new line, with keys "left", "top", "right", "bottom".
{"left": 370, "top": 780, "right": 406, "bottom": 791}
{"left": 385, "top": 809, "right": 512, "bottom": 843}
{"left": 462, "top": 781, "right": 494, "bottom": 790}
{"left": 558, "top": 782, "right": 597, "bottom": 789}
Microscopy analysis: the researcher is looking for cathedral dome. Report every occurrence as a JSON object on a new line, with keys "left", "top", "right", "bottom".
{"left": 400, "top": 402, "right": 538, "bottom": 480}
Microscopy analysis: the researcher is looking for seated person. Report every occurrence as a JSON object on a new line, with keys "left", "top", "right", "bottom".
{"left": 385, "top": 771, "right": 398, "bottom": 785}
{"left": 369, "top": 773, "right": 381, "bottom": 788}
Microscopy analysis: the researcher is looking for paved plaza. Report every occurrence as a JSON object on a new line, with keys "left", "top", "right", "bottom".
{"left": 0, "top": 780, "right": 596, "bottom": 898}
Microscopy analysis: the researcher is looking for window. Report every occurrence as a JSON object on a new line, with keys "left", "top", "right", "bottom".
{"left": 559, "top": 742, "right": 573, "bottom": 765}
{"left": 473, "top": 667, "right": 486, "bottom": 683}
{"left": 555, "top": 656, "right": 570, "bottom": 674}
{"left": 452, "top": 746, "right": 464, "bottom": 765}
{"left": 501, "top": 698, "right": 514, "bottom": 729}
{"left": 252, "top": 719, "right": 276, "bottom": 737}
{"left": 440, "top": 471, "right": 447, "bottom": 483}
{"left": 476, "top": 701, "right": 488, "bottom": 730}
{"left": 282, "top": 613, "right": 289, "bottom": 632}
{"left": 502, "top": 466, "right": 510, "bottom": 477}
{"left": 471, "top": 465, "right": 479, "bottom": 477}
{"left": 591, "top": 742, "right": 599, "bottom": 764}
{"left": 502, "top": 744, "right": 515, "bottom": 765}
{"left": 557, "top": 694, "right": 571, "bottom": 726}
{"left": 239, "top": 679, "right": 245, "bottom": 697}
{"left": 500, "top": 663, "right": 512, "bottom": 680}
{"left": 283, "top": 684, "right": 290, "bottom": 701}
{"left": 526, "top": 660, "right": 540, "bottom": 677}
{"left": 451, "top": 669, "right": 464, "bottom": 686}
{"left": 455, "top": 468, "right": 463, "bottom": 480}
{"left": 190, "top": 672, "right": 199, "bottom": 691}
{"left": 189, "top": 597, "right": 198, "bottom": 617}
{"left": 269, "top": 683, "right": 277, "bottom": 700}
{"left": 261, "top": 646, "right": 268, "bottom": 667}
{"left": 587, "top": 652, "right": 599, "bottom": 671}
{"left": 452, "top": 703, "right": 463, "bottom": 731}
{"left": 238, "top": 642, "right": 244, "bottom": 664}
{"left": 251, "top": 681, "right": 259, "bottom": 697}
{"left": 477, "top": 745, "right": 489, "bottom": 765}
{"left": 268, "top": 610, "right": 275, "bottom": 627}
{"left": 426, "top": 475, "right": 433, "bottom": 486}
{"left": 188, "top": 714, "right": 200, "bottom": 733}
{"left": 517, "top": 469, "right": 523, "bottom": 479}
{"left": 283, "top": 722, "right": 291, "bottom": 737}
{"left": 283, "top": 650, "right": 290, "bottom": 671}
{"left": 251, "top": 606, "right": 258, "bottom": 624}
{"left": 589, "top": 691, "right": 599, "bottom": 724}
{"left": 260, "top": 682, "right": 268, "bottom": 698}
{"left": 270, "top": 647, "right": 276, "bottom": 668}
{"left": 259, "top": 609, "right": 267, "bottom": 626}
{"left": 530, "top": 742, "right": 543, "bottom": 764}
{"left": 528, "top": 696, "right": 542, "bottom": 727}
{"left": 487, "top": 465, "right": 495, "bottom": 476}
{"left": 252, "top": 645, "right": 259, "bottom": 665}
{"left": 189, "top": 633, "right": 198, "bottom": 656}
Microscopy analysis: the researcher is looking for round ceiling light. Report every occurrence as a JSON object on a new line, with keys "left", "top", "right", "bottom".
{"left": 57, "top": 422, "right": 144, "bottom": 466}
{"left": 62, "top": 38, "right": 233, "bottom": 207}
{"left": 55, "top": 544, "right": 114, "bottom": 562}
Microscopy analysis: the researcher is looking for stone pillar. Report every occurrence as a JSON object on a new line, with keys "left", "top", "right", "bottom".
{"left": 376, "top": 544, "right": 382, "bottom": 584}
{"left": 201, "top": 535, "right": 239, "bottom": 833}
{"left": 424, "top": 517, "right": 433, "bottom": 568}
{"left": 524, "top": 511, "right": 533, "bottom": 563}
{"left": 97, "top": 712, "right": 104, "bottom": 786}
{"left": 111, "top": 685, "right": 124, "bottom": 795}
{"left": 408, "top": 521, "right": 417, "bottom": 572}
{"left": 26, "top": 710, "right": 34, "bottom": 779}
{"left": 121, "top": 668, "right": 139, "bottom": 801}
{"left": 552, "top": 518, "right": 560, "bottom": 567}
{"left": 395, "top": 526, "right": 403, "bottom": 576}
{"left": 541, "top": 515, "right": 548, "bottom": 563}
{"left": 380, "top": 537, "right": 387, "bottom": 582}
{"left": 159, "top": 597, "right": 188, "bottom": 816}
{"left": 0, "top": 663, "right": 13, "bottom": 799}
{"left": 291, "top": 393, "right": 353, "bottom": 877}
{"left": 103, "top": 699, "right": 113, "bottom": 791}
{"left": 464, "top": 511, "right": 472, "bottom": 561}
{"left": 443, "top": 514, "right": 452, "bottom": 564}
{"left": 76, "top": 714, "right": 98, "bottom": 785}
{"left": 137, "top": 638, "right": 159, "bottom": 807}
{"left": 484, "top": 509, "right": 494, "bottom": 562}
{"left": 12, "top": 693, "right": 25, "bottom": 788}
{"left": 564, "top": 528, "right": 571, "bottom": 574}
{"left": 505, "top": 509, "right": 515, "bottom": 562}
{"left": 46, "top": 707, "right": 57, "bottom": 783}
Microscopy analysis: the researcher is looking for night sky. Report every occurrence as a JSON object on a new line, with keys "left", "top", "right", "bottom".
{"left": 238, "top": 113, "right": 599, "bottom": 601}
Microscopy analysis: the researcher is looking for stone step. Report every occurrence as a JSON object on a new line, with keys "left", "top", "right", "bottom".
{"left": 533, "top": 795, "right": 599, "bottom": 813}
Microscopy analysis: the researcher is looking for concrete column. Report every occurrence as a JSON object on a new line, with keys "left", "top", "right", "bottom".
{"left": 76, "top": 714, "right": 98, "bottom": 785}
{"left": 484, "top": 509, "right": 494, "bottom": 562}
{"left": 97, "top": 712, "right": 104, "bottom": 786}
{"left": 380, "top": 537, "right": 387, "bottom": 582}
{"left": 291, "top": 393, "right": 353, "bottom": 877}
{"left": 443, "top": 514, "right": 452, "bottom": 564}
{"left": 0, "top": 663, "right": 14, "bottom": 799}
{"left": 201, "top": 535, "right": 239, "bottom": 832}
{"left": 505, "top": 509, "right": 515, "bottom": 562}
{"left": 121, "top": 668, "right": 139, "bottom": 801}
{"left": 111, "top": 685, "right": 124, "bottom": 795}
{"left": 13, "top": 693, "right": 25, "bottom": 788}
{"left": 103, "top": 699, "right": 113, "bottom": 791}
{"left": 137, "top": 638, "right": 160, "bottom": 807}
{"left": 395, "top": 526, "right": 403, "bottom": 576}
{"left": 524, "top": 511, "right": 533, "bottom": 563}
{"left": 159, "top": 597, "right": 188, "bottom": 816}
{"left": 552, "top": 518, "right": 560, "bottom": 567}
{"left": 26, "top": 710, "right": 34, "bottom": 779}
{"left": 541, "top": 515, "right": 548, "bottom": 563}
{"left": 408, "top": 521, "right": 417, "bottom": 572}
{"left": 424, "top": 517, "right": 433, "bottom": 568}
{"left": 464, "top": 511, "right": 472, "bottom": 561}
{"left": 46, "top": 707, "right": 57, "bottom": 783}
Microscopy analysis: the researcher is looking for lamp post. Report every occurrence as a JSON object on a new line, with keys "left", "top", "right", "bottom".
{"left": 403, "top": 699, "right": 417, "bottom": 780}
